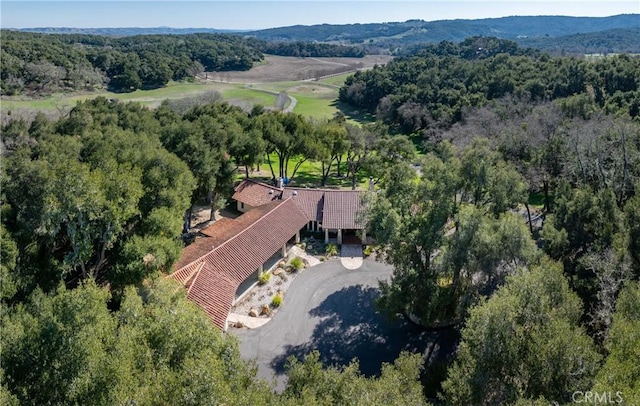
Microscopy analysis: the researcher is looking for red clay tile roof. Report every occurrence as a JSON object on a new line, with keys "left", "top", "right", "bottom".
{"left": 199, "top": 217, "right": 235, "bottom": 240}
{"left": 168, "top": 197, "right": 308, "bottom": 329}
{"left": 322, "top": 191, "right": 365, "bottom": 229}
{"left": 282, "top": 188, "right": 325, "bottom": 222}
{"left": 173, "top": 238, "right": 218, "bottom": 271}
{"left": 233, "top": 179, "right": 368, "bottom": 230}
{"left": 232, "top": 179, "right": 281, "bottom": 207}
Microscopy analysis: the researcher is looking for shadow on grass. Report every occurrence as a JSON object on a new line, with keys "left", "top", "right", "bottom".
{"left": 269, "top": 285, "right": 456, "bottom": 380}
{"left": 331, "top": 100, "right": 376, "bottom": 124}
{"left": 528, "top": 192, "right": 552, "bottom": 209}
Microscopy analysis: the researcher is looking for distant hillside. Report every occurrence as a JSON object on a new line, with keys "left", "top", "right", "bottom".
{"left": 516, "top": 27, "right": 640, "bottom": 54}
{"left": 247, "top": 14, "right": 640, "bottom": 45}
{"left": 15, "top": 27, "right": 245, "bottom": 36}
{"left": 14, "top": 14, "right": 640, "bottom": 56}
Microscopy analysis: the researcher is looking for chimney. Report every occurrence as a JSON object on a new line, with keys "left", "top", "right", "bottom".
{"left": 369, "top": 176, "right": 374, "bottom": 191}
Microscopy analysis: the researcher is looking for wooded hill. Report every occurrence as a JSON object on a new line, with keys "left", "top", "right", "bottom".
{"left": 15, "top": 14, "right": 640, "bottom": 56}
{"left": 339, "top": 37, "right": 640, "bottom": 134}
{"left": 247, "top": 14, "right": 640, "bottom": 52}
{"left": 0, "top": 30, "right": 364, "bottom": 95}
{"left": 518, "top": 27, "right": 640, "bottom": 55}
{"left": 0, "top": 31, "right": 264, "bottom": 94}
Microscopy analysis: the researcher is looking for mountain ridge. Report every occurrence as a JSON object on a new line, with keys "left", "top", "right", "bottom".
{"left": 244, "top": 14, "right": 640, "bottom": 44}
{"left": 14, "top": 14, "right": 639, "bottom": 40}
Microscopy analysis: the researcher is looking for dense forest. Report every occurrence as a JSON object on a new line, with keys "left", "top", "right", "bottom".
{"left": 2, "top": 36, "right": 640, "bottom": 404}
{"left": 356, "top": 40, "right": 640, "bottom": 404}
{"left": 518, "top": 27, "right": 640, "bottom": 55}
{"left": 0, "top": 31, "right": 263, "bottom": 94}
{"left": 340, "top": 37, "right": 640, "bottom": 134}
{"left": 0, "top": 31, "right": 363, "bottom": 95}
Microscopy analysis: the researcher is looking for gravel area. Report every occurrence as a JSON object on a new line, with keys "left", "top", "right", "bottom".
{"left": 230, "top": 245, "right": 331, "bottom": 323}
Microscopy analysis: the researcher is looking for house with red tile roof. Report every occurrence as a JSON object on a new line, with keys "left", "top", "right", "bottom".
{"left": 233, "top": 178, "right": 369, "bottom": 245}
{"left": 168, "top": 197, "right": 308, "bottom": 330}
{"left": 169, "top": 178, "right": 370, "bottom": 330}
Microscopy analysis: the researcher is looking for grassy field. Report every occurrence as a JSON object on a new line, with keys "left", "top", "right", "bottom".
{"left": 1, "top": 55, "right": 384, "bottom": 124}
{"left": 221, "top": 87, "right": 276, "bottom": 106}
{"left": 317, "top": 72, "right": 354, "bottom": 87}
{"left": 1, "top": 81, "right": 229, "bottom": 111}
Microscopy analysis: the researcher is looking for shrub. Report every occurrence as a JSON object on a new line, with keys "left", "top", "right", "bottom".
{"left": 258, "top": 271, "right": 270, "bottom": 285}
{"left": 363, "top": 245, "right": 373, "bottom": 257}
{"left": 290, "top": 256, "right": 304, "bottom": 271}
{"left": 271, "top": 293, "right": 283, "bottom": 307}
{"left": 325, "top": 243, "right": 338, "bottom": 257}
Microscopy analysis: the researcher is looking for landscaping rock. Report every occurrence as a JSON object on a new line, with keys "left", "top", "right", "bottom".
{"left": 248, "top": 308, "right": 259, "bottom": 317}
{"left": 261, "top": 304, "right": 270, "bottom": 315}
{"left": 278, "top": 260, "right": 286, "bottom": 268}
{"left": 273, "top": 267, "right": 284, "bottom": 276}
{"left": 234, "top": 321, "right": 244, "bottom": 328}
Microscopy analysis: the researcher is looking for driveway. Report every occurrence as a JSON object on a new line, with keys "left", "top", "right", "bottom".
{"left": 340, "top": 244, "right": 363, "bottom": 269}
{"left": 230, "top": 259, "right": 437, "bottom": 390}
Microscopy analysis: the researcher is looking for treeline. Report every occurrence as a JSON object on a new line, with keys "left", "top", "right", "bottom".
{"left": 0, "top": 30, "right": 373, "bottom": 96}
{"left": 0, "top": 31, "right": 263, "bottom": 94}
{"left": 340, "top": 38, "right": 640, "bottom": 133}
{"left": 0, "top": 98, "right": 431, "bottom": 404}
{"left": 399, "top": 36, "right": 539, "bottom": 58}
{"left": 262, "top": 41, "right": 365, "bottom": 57}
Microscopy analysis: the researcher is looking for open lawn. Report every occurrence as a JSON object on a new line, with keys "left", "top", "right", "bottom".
{"left": 241, "top": 153, "right": 370, "bottom": 190}
{"left": 289, "top": 92, "right": 338, "bottom": 121}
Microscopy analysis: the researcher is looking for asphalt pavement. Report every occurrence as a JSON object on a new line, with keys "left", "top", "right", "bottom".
{"left": 230, "top": 259, "right": 435, "bottom": 391}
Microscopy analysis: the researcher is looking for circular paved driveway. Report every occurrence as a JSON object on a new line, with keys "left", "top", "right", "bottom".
{"left": 230, "top": 259, "right": 433, "bottom": 390}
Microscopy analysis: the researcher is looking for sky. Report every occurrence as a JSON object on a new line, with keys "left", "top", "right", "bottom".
{"left": 1, "top": 1, "right": 638, "bottom": 30}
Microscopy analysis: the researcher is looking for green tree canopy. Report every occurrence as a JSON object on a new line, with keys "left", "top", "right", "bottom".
{"left": 1, "top": 278, "right": 276, "bottom": 405}
{"left": 441, "top": 259, "right": 601, "bottom": 405}
{"left": 593, "top": 281, "right": 640, "bottom": 405}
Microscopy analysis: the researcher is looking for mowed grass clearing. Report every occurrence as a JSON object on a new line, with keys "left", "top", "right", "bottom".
{"left": 317, "top": 72, "right": 353, "bottom": 87}
{"left": 2, "top": 81, "right": 226, "bottom": 110}
{"left": 244, "top": 153, "right": 369, "bottom": 189}
{"left": 1, "top": 81, "right": 281, "bottom": 115}
{"left": 1, "top": 55, "right": 385, "bottom": 124}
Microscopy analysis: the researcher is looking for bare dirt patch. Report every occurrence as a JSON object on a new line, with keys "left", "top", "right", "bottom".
{"left": 287, "top": 84, "right": 335, "bottom": 94}
{"left": 207, "top": 55, "right": 393, "bottom": 83}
